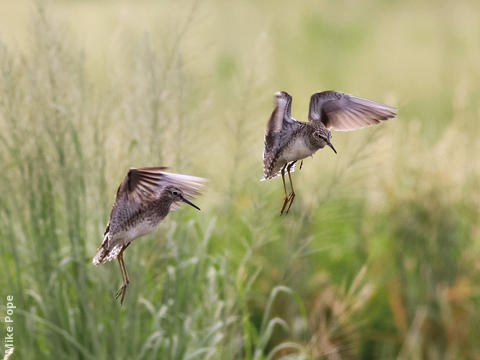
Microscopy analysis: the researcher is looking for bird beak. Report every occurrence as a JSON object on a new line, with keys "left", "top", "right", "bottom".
{"left": 327, "top": 140, "right": 337, "bottom": 154}
{"left": 180, "top": 196, "right": 201, "bottom": 210}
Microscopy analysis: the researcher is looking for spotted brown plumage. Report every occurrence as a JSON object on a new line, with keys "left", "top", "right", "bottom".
{"left": 263, "top": 92, "right": 301, "bottom": 180}
{"left": 262, "top": 90, "right": 396, "bottom": 214}
{"left": 93, "top": 167, "right": 206, "bottom": 305}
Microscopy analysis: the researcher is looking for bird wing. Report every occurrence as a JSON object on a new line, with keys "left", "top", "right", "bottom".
{"left": 109, "top": 167, "right": 206, "bottom": 221}
{"left": 263, "top": 91, "right": 301, "bottom": 177}
{"left": 308, "top": 91, "right": 396, "bottom": 131}
{"left": 107, "top": 167, "right": 168, "bottom": 231}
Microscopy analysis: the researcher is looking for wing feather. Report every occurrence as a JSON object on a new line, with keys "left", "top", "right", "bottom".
{"left": 108, "top": 167, "right": 206, "bottom": 227}
{"left": 308, "top": 91, "right": 396, "bottom": 131}
{"left": 263, "top": 91, "right": 301, "bottom": 178}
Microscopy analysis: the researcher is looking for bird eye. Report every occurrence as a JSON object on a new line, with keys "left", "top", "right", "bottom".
{"left": 172, "top": 190, "right": 179, "bottom": 196}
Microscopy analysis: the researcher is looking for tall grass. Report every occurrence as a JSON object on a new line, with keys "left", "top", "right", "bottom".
{"left": 0, "top": 3, "right": 307, "bottom": 359}
{"left": 1, "top": 1, "right": 480, "bottom": 359}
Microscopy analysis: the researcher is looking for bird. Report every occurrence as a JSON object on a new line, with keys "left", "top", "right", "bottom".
{"left": 92, "top": 167, "right": 205, "bottom": 305}
{"left": 262, "top": 90, "right": 396, "bottom": 214}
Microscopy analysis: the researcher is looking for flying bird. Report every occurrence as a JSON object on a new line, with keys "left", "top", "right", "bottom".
{"left": 262, "top": 90, "right": 396, "bottom": 214}
{"left": 93, "top": 167, "right": 205, "bottom": 305}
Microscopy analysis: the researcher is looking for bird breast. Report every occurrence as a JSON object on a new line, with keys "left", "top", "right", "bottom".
{"left": 281, "top": 136, "right": 314, "bottom": 162}
{"left": 124, "top": 219, "right": 159, "bottom": 241}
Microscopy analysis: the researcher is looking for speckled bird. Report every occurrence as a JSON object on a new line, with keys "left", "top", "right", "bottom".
{"left": 262, "top": 91, "right": 396, "bottom": 214}
{"left": 93, "top": 167, "right": 205, "bottom": 305}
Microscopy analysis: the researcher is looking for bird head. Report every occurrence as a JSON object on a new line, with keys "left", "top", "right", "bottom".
{"left": 312, "top": 128, "right": 337, "bottom": 154}
{"left": 164, "top": 185, "right": 201, "bottom": 210}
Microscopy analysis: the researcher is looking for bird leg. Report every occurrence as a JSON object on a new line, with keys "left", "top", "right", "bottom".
{"left": 115, "top": 245, "right": 130, "bottom": 306}
{"left": 280, "top": 164, "right": 290, "bottom": 215}
{"left": 285, "top": 161, "right": 297, "bottom": 214}
{"left": 299, "top": 160, "right": 303, "bottom": 170}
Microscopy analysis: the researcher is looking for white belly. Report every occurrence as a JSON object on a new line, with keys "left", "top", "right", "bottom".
{"left": 99, "top": 219, "right": 161, "bottom": 263}
{"left": 282, "top": 137, "right": 312, "bottom": 162}
{"left": 124, "top": 220, "right": 158, "bottom": 242}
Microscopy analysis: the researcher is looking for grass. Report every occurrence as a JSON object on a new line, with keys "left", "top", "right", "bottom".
{"left": 1, "top": 0, "right": 480, "bottom": 359}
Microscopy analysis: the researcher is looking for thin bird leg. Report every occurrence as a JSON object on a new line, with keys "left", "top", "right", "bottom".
{"left": 280, "top": 164, "right": 290, "bottom": 215}
{"left": 115, "top": 246, "right": 130, "bottom": 306}
{"left": 285, "top": 161, "right": 297, "bottom": 214}
{"left": 299, "top": 160, "right": 303, "bottom": 170}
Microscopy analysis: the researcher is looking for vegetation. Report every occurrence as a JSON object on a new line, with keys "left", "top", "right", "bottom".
{"left": 0, "top": 0, "right": 479, "bottom": 359}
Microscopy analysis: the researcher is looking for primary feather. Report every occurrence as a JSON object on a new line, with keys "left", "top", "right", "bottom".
{"left": 308, "top": 91, "right": 396, "bottom": 131}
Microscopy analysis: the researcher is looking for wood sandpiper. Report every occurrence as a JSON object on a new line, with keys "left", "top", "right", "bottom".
{"left": 262, "top": 90, "right": 396, "bottom": 214}
{"left": 92, "top": 167, "right": 205, "bottom": 305}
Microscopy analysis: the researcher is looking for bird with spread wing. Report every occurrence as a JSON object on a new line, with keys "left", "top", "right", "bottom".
{"left": 93, "top": 167, "right": 205, "bottom": 305}
{"left": 262, "top": 91, "right": 396, "bottom": 214}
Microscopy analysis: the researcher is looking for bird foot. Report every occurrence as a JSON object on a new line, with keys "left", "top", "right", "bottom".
{"left": 280, "top": 194, "right": 290, "bottom": 215}
{"left": 285, "top": 192, "right": 296, "bottom": 214}
{"left": 115, "top": 282, "right": 129, "bottom": 306}
{"left": 280, "top": 192, "right": 296, "bottom": 215}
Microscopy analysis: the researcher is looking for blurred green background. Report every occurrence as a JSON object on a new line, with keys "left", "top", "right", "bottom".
{"left": 0, "top": 0, "right": 479, "bottom": 359}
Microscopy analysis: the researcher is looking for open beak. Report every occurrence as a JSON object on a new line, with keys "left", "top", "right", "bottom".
{"left": 327, "top": 140, "right": 337, "bottom": 154}
{"left": 180, "top": 196, "right": 201, "bottom": 210}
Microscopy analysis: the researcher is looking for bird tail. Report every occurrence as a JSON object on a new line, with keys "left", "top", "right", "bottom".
{"left": 92, "top": 246, "right": 107, "bottom": 265}
{"left": 260, "top": 162, "right": 297, "bottom": 182}
{"left": 92, "top": 225, "right": 122, "bottom": 265}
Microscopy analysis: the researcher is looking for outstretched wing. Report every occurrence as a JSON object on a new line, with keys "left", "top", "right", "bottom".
{"left": 107, "top": 167, "right": 168, "bottom": 232}
{"left": 308, "top": 91, "right": 396, "bottom": 131}
{"left": 263, "top": 91, "right": 300, "bottom": 177}
{"left": 108, "top": 167, "right": 205, "bottom": 229}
